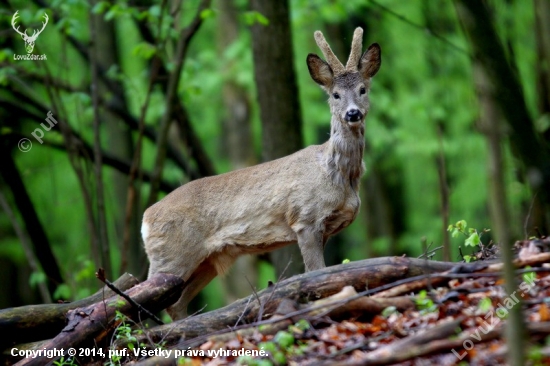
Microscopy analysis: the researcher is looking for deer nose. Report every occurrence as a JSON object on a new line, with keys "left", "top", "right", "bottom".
{"left": 345, "top": 109, "right": 363, "bottom": 122}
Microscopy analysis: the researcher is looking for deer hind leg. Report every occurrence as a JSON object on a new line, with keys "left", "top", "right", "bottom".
{"left": 166, "top": 259, "right": 218, "bottom": 320}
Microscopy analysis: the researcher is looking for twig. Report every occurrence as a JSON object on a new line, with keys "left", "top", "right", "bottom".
{"left": 89, "top": 10, "right": 112, "bottom": 277}
{"left": 95, "top": 268, "right": 164, "bottom": 325}
{"left": 234, "top": 295, "right": 253, "bottom": 328}
{"left": 369, "top": 0, "right": 469, "bottom": 56}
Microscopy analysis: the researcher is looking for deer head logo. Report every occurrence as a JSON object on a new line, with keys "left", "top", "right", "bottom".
{"left": 11, "top": 11, "right": 49, "bottom": 54}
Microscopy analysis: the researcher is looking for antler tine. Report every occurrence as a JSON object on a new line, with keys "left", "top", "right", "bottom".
{"left": 11, "top": 11, "right": 25, "bottom": 36}
{"left": 345, "top": 27, "right": 364, "bottom": 71}
{"left": 314, "top": 30, "right": 345, "bottom": 74}
{"left": 36, "top": 12, "right": 49, "bottom": 35}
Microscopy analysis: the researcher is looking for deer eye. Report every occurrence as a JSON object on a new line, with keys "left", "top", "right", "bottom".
{"left": 333, "top": 93, "right": 340, "bottom": 99}
{"left": 359, "top": 87, "right": 366, "bottom": 95}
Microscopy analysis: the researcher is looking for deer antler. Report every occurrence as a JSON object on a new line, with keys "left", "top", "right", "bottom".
{"left": 314, "top": 27, "right": 365, "bottom": 75}
{"left": 314, "top": 30, "right": 345, "bottom": 75}
{"left": 11, "top": 11, "right": 26, "bottom": 37}
{"left": 34, "top": 13, "right": 49, "bottom": 38}
{"left": 345, "top": 27, "right": 364, "bottom": 71}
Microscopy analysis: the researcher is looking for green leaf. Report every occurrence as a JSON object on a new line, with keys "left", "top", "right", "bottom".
{"left": 456, "top": 220, "right": 467, "bottom": 231}
{"left": 243, "top": 11, "right": 269, "bottom": 26}
{"left": 478, "top": 297, "right": 492, "bottom": 313}
{"left": 200, "top": 8, "right": 216, "bottom": 20}
{"left": 273, "top": 351, "right": 286, "bottom": 364}
{"left": 274, "top": 330, "right": 294, "bottom": 349}
{"left": 29, "top": 271, "right": 46, "bottom": 288}
{"left": 148, "top": 5, "right": 161, "bottom": 18}
{"left": 91, "top": 1, "right": 110, "bottom": 14}
{"left": 294, "top": 319, "right": 310, "bottom": 331}
{"left": 259, "top": 341, "right": 277, "bottom": 354}
{"left": 523, "top": 268, "right": 536, "bottom": 285}
{"left": 53, "top": 284, "right": 71, "bottom": 300}
{"left": 465, "top": 232, "right": 480, "bottom": 247}
{"left": 132, "top": 42, "right": 156, "bottom": 60}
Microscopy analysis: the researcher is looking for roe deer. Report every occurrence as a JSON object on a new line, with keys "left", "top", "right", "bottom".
{"left": 142, "top": 28, "right": 381, "bottom": 320}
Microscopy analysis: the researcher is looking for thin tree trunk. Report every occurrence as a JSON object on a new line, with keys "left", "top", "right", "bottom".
{"left": 454, "top": 0, "right": 550, "bottom": 223}
{"left": 250, "top": 0, "right": 304, "bottom": 277}
{"left": 90, "top": 12, "right": 138, "bottom": 276}
{"left": 217, "top": 0, "right": 258, "bottom": 301}
{"left": 89, "top": 7, "right": 112, "bottom": 278}
{"left": 473, "top": 63, "right": 512, "bottom": 250}
{"left": 0, "top": 150, "right": 63, "bottom": 297}
{"left": 453, "top": 2, "right": 529, "bottom": 364}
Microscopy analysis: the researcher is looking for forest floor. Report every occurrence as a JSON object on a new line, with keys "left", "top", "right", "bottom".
{"left": 180, "top": 239, "right": 550, "bottom": 366}
{"left": 3, "top": 239, "right": 550, "bottom": 366}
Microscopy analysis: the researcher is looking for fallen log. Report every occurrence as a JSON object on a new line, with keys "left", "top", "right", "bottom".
{"left": 134, "top": 256, "right": 455, "bottom": 347}
{"left": 0, "top": 273, "right": 139, "bottom": 348}
{"left": 341, "top": 317, "right": 464, "bottom": 366}
{"left": 13, "top": 273, "right": 183, "bottom": 366}
{"left": 372, "top": 252, "right": 550, "bottom": 298}
{"left": 132, "top": 286, "right": 416, "bottom": 366}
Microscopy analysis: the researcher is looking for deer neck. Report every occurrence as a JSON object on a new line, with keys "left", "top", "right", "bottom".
{"left": 323, "top": 117, "right": 365, "bottom": 190}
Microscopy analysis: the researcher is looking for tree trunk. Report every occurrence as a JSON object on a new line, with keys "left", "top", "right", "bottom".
{"left": 532, "top": 0, "right": 550, "bottom": 234}
{"left": 473, "top": 63, "right": 512, "bottom": 250}
{"left": 91, "top": 13, "right": 139, "bottom": 276}
{"left": 0, "top": 147, "right": 63, "bottom": 298}
{"left": 453, "top": 2, "right": 531, "bottom": 363}
{"left": 217, "top": 0, "right": 258, "bottom": 302}
{"left": 250, "top": 0, "right": 304, "bottom": 277}
{"left": 454, "top": 0, "right": 550, "bottom": 233}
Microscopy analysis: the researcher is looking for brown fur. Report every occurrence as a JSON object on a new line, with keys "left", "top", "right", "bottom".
{"left": 142, "top": 28, "right": 381, "bottom": 320}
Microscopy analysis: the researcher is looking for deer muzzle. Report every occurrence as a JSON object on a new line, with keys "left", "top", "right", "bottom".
{"left": 345, "top": 109, "right": 363, "bottom": 123}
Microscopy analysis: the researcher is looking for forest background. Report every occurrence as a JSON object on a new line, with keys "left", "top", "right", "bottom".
{"left": 0, "top": 0, "right": 549, "bottom": 316}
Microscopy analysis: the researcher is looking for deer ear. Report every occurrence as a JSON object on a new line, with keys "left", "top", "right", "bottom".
{"left": 307, "top": 54, "right": 334, "bottom": 88}
{"left": 359, "top": 43, "right": 381, "bottom": 78}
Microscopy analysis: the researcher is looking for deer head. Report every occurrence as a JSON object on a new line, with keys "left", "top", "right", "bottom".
{"left": 307, "top": 28, "right": 381, "bottom": 132}
{"left": 11, "top": 11, "right": 49, "bottom": 54}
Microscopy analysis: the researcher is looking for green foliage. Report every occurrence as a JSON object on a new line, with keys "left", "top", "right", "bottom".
{"left": 52, "top": 357, "right": 76, "bottom": 366}
{"left": 107, "top": 310, "right": 147, "bottom": 360}
{"left": 242, "top": 11, "right": 269, "bottom": 26}
{"left": 251, "top": 321, "right": 311, "bottom": 365}
{"left": 447, "top": 220, "right": 490, "bottom": 262}
{"left": 526, "top": 345, "right": 544, "bottom": 366}
{"left": 273, "top": 330, "right": 294, "bottom": 348}
{"left": 29, "top": 271, "right": 47, "bottom": 288}
{"left": 53, "top": 284, "right": 71, "bottom": 300}
{"left": 415, "top": 290, "right": 438, "bottom": 313}
{"left": 523, "top": 267, "right": 536, "bottom": 285}
{"left": 478, "top": 297, "right": 493, "bottom": 313}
